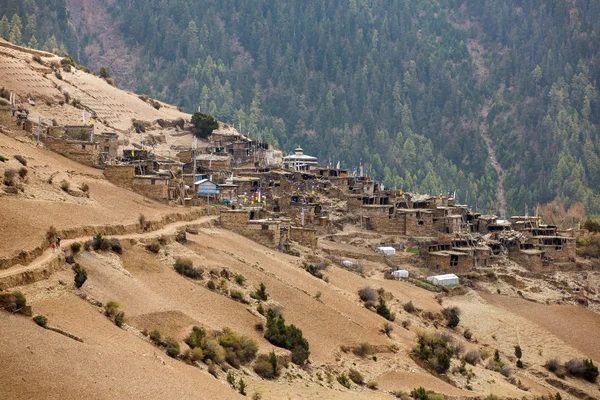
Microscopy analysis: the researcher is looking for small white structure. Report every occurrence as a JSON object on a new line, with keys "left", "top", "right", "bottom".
{"left": 427, "top": 273, "right": 460, "bottom": 286}
{"left": 283, "top": 147, "right": 319, "bottom": 171}
{"left": 391, "top": 269, "right": 409, "bottom": 279}
{"left": 377, "top": 246, "right": 396, "bottom": 256}
{"left": 342, "top": 260, "right": 354, "bottom": 268}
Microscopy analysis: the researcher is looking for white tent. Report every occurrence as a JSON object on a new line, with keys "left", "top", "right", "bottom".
{"left": 377, "top": 246, "right": 396, "bottom": 256}
{"left": 391, "top": 269, "right": 409, "bottom": 278}
{"left": 427, "top": 273, "right": 459, "bottom": 286}
{"left": 342, "top": 260, "right": 354, "bottom": 268}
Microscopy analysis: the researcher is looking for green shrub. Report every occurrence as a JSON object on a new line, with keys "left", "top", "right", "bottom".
{"left": 33, "top": 315, "right": 47, "bottom": 327}
{"left": 465, "top": 350, "right": 481, "bottom": 365}
{"left": 114, "top": 311, "right": 125, "bottom": 327}
{"left": 71, "top": 263, "right": 88, "bottom": 288}
{"left": 191, "top": 111, "right": 218, "bottom": 139}
{"left": 98, "top": 67, "right": 111, "bottom": 79}
{"left": 375, "top": 297, "right": 395, "bottom": 321}
{"left": 304, "top": 263, "right": 324, "bottom": 279}
{"left": 146, "top": 239, "right": 161, "bottom": 253}
{"left": 109, "top": 238, "right": 122, "bottom": 254}
{"left": 565, "top": 358, "right": 599, "bottom": 382}
{"left": 174, "top": 258, "right": 203, "bottom": 279}
{"left": 337, "top": 373, "right": 351, "bottom": 388}
{"left": 235, "top": 274, "right": 246, "bottom": 286}
{"left": 264, "top": 309, "right": 310, "bottom": 365}
{"left": 149, "top": 329, "right": 162, "bottom": 345}
{"left": 185, "top": 326, "right": 257, "bottom": 367}
{"left": 207, "top": 280, "right": 216, "bottom": 290}
{"left": 12, "top": 291, "right": 26, "bottom": 311}
{"left": 230, "top": 289, "right": 247, "bottom": 303}
{"left": 414, "top": 332, "right": 455, "bottom": 373}
{"left": 348, "top": 369, "right": 364, "bottom": 385}
{"left": 165, "top": 337, "right": 180, "bottom": 358}
{"left": 70, "top": 242, "right": 82, "bottom": 253}
{"left": 238, "top": 378, "right": 247, "bottom": 396}
{"left": 251, "top": 283, "right": 269, "bottom": 301}
{"left": 0, "top": 154, "right": 8, "bottom": 162}
{"left": 442, "top": 307, "right": 460, "bottom": 328}
{"left": 254, "top": 352, "right": 280, "bottom": 379}
{"left": 104, "top": 301, "right": 120, "bottom": 317}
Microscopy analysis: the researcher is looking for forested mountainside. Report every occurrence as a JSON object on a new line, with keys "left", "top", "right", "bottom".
{"left": 1, "top": 0, "right": 599, "bottom": 216}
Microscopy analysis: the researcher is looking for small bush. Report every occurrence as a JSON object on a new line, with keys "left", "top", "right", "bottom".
{"left": 70, "top": 242, "right": 82, "bottom": 253}
{"left": 32, "top": 55, "right": 43, "bottom": 64}
{"left": 382, "top": 322, "right": 393, "bottom": 337}
{"left": 146, "top": 240, "right": 161, "bottom": 253}
{"left": 264, "top": 309, "right": 310, "bottom": 365}
{"left": 165, "top": 337, "right": 180, "bottom": 358}
{"left": 71, "top": 98, "right": 81, "bottom": 108}
{"left": 348, "top": 369, "right": 364, "bottom": 385}
{"left": 3, "top": 169, "right": 16, "bottom": 186}
{"left": 544, "top": 358, "right": 560, "bottom": 372}
{"left": 15, "top": 155, "right": 27, "bottom": 166}
{"left": 105, "top": 77, "right": 114, "bottom": 86}
{"left": 109, "top": 238, "right": 122, "bottom": 254}
{"left": 17, "top": 167, "right": 27, "bottom": 179}
{"left": 442, "top": 307, "right": 460, "bottom": 328}
{"left": 403, "top": 301, "right": 416, "bottom": 313}
{"left": 565, "top": 358, "right": 599, "bottom": 382}
{"left": 207, "top": 280, "right": 216, "bottom": 290}
{"left": 235, "top": 274, "right": 246, "bottom": 286}
{"left": 80, "top": 183, "right": 89, "bottom": 193}
{"left": 254, "top": 352, "right": 280, "bottom": 379}
{"left": 114, "top": 311, "right": 125, "bottom": 327}
{"left": 72, "top": 263, "right": 88, "bottom": 288}
{"left": 0, "top": 154, "right": 8, "bottom": 162}
{"left": 230, "top": 289, "right": 247, "bottom": 303}
{"left": 98, "top": 67, "right": 111, "bottom": 79}
{"left": 304, "top": 263, "right": 324, "bottom": 279}
{"left": 358, "top": 287, "right": 377, "bottom": 302}
{"left": 104, "top": 301, "right": 120, "bottom": 318}
{"left": 13, "top": 291, "right": 26, "bottom": 310}
{"left": 55, "top": 72, "right": 62, "bottom": 80}
{"left": 92, "top": 233, "right": 110, "bottom": 251}
{"left": 375, "top": 297, "right": 395, "bottom": 321}
{"left": 60, "top": 180, "right": 70, "bottom": 192}
{"left": 463, "top": 329, "right": 473, "bottom": 341}
{"left": 33, "top": 315, "right": 48, "bottom": 327}
{"left": 465, "top": 350, "right": 481, "bottom": 365}
{"left": 414, "top": 332, "right": 455, "bottom": 373}
{"left": 238, "top": 378, "right": 247, "bottom": 396}
{"left": 337, "top": 373, "right": 351, "bottom": 388}
{"left": 251, "top": 283, "right": 269, "bottom": 301}
{"left": 149, "top": 329, "right": 162, "bottom": 345}
{"left": 353, "top": 342, "right": 374, "bottom": 358}
{"left": 174, "top": 258, "right": 203, "bottom": 279}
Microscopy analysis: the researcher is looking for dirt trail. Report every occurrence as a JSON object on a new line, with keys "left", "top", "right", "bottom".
{"left": 0, "top": 215, "right": 218, "bottom": 281}
{"left": 479, "top": 102, "right": 507, "bottom": 217}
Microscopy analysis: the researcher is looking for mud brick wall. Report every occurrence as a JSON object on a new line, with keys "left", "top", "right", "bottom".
{"left": 220, "top": 210, "right": 250, "bottom": 229}
{"left": 290, "top": 227, "right": 318, "bottom": 248}
{"left": 132, "top": 184, "right": 168, "bottom": 201}
{"left": 423, "top": 253, "right": 472, "bottom": 273}
{"left": 43, "top": 137, "right": 99, "bottom": 166}
{"left": 404, "top": 213, "right": 434, "bottom": 236}
{"left": 509, "top": 251, "right": 544, "bottom": 271}
{"left": 0, "top": 108, "right": 13, "bottom": 126}
{"left": 104, "top": 165, "right": 135, "bottom": 189}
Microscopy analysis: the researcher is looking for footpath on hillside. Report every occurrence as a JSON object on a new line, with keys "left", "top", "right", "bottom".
{"left": 0, "top": 215, "right": 219, "bottom": 287}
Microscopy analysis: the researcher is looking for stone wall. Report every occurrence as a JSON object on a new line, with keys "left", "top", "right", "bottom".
{"left": 423, "top": 252, "right": 473, "bottom": 273}
{"left": 290, "top": 227, "right": 318, "bottom": 248}
{"left": 104, "top": 165, "right": 135, "bottom": 189}
{"left": 404, "top": 212, "right": 434, "bottom": 236}
{"left": 509, "top": 251, "right": 544, "bottom": 271}
{"left": 42, "top": 136, "right": 99, "bottom": 167}
{"left": 220, "top": 210, "right": 250, "bottom": 229}
{"left": 0, "top": 107, "right": 12, "bottom": 126}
